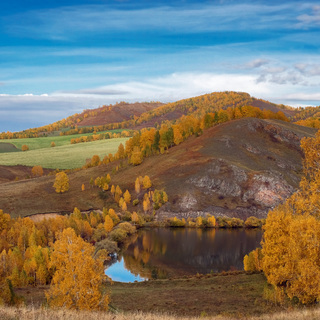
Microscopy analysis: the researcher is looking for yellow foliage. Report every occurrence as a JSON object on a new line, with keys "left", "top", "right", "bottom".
{"left": 131, "top": 212, "right": 139, "bottom": 223}
{"left": 123, "top": 190, "right": 131, "bottom": 203}
{"left": 46, "top": 228, "right": 109, "bottom": 310}
{"left": 195, "top": 216, "right": 202, "bottom": 227}
{"left": 142, "top": 176, "right": 152, "bottom": 189}
{"left": 135, "top": 177, "right": 141, "bottom": 194}
{"left": 53, "top": 172, "right": 69, "bottom": 194}
{"left": 143, "top": 198, "right": 151, "bottom": 213}
{"left": 207, "top": 215, "right": 216, "bottom": 227}
{"left": 261, "top": 131, "right": 320, "bottom": 304}
{"left": 243, "top": 248, "right": 263, "bottom": 272}
{"left": 104, "top": 216, "right": 114, "bottom": 233}
{"left": 31, "top": 166, "right": 43, "bottom": 177}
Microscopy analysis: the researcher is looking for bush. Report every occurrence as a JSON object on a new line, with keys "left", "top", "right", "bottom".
{"left": 95, "top": 239, "right": 119, "bottom": 254}
{"left": 245, "top": 216, "right": 262, "bottom": 228}
{"left": 169, "top": 217, "right": 186, "bottom": 227}
{"left": 117, "top": 222, "right": 136, "bottom": 235}
{"left": 109, "top": 228, "right": 128, "bottom": 243}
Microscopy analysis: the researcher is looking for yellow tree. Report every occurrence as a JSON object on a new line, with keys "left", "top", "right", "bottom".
{"left": 207, "top": 215, "right": 216, "bottom": 227}
{"left": 142, "top": 176, "right": 152, "bottom": 189}
{"left": 123, "top": 190, "right": 131, "bottom": 203}
{"left": 53, "top": 172, "right": 69, "bottom": 194}
{"left": 121, "top": 201, "right": 127, "bottom": 212}
{"left": 143, "top": 197, "right": 150, "bottom": 213}
{"left": 131, "top": 212, "right": 139, "bottom": 224}
{"left": 104, "top": 216, "right": 114, "bottom": 232}
{"left": 117, "top": 143, "right": 125, "bottom": 159}
{"left": 46, "top": 228, "right": 109, "bottom": 310}
{"left": 91, "top": 155, "right": 100, "bottom": 167}
{"left": 130, "top": 146, "right": 143, "bottom": 165}
{"left": 135, "top": 177, "right": 141, "bottom": 194}
{"left": 261, "top": 130, "right": 320, "bottom": 304}
{"left": 31, "top": 165, "right": 44, "bottom": 177}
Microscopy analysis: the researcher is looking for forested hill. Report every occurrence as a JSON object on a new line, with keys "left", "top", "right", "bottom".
{"left": 0, "top": 117, "right": 316, "bottom": 219}
{"left": 0, "top": 91, "right": 295, "bottom": 139}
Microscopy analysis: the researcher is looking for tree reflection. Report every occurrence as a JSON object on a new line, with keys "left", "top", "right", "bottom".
{"left": 118, "top": 228, "right": 262, "bottom": 280}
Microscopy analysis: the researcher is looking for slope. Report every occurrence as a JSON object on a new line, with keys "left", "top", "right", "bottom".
{"left": 0, "top": 118, "right": 316, "bottom": 219}
{"left": 0, "top": 92, "right": 295, "bottom": 139}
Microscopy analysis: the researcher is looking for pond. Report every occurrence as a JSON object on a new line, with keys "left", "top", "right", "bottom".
{"left": 106, "top": 228, "right": 262, "bottom": 282}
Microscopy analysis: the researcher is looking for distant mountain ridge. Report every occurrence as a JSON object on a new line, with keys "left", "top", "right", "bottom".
{"left": 0, "top": 91, "right": 297, "bottom": 139}
{"left": 0, "top": 91, "right": 318, "bottom": 220}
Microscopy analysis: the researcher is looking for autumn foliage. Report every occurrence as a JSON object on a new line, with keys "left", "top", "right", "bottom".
{"left": 53, "top": 172, "right": 70, "bottom": 193}
{"left": 46, "top": 228, "right": 109, "bottom": 310}
{"left": 31, "top": 165, "right": 44, "bottom": 177}
{"left": 261, "top": 130, "right": 320, "bottom": 304}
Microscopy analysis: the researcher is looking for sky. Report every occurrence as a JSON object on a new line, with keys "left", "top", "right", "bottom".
{"left": 1, "top": 0, "right": 320, "bottom": 132}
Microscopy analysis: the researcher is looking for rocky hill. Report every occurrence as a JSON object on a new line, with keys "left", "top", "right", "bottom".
{"left": 0, "top": 117, "right": 316, "bottom": 220}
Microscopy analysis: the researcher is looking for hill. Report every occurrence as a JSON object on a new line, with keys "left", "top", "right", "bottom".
{"left": 0, "top": 92, "right": 294, "bottom": 139}
{"left": 0, "top": 117, "right": 316, "bottom": 219}
{"left": 116, "top": 91, "right": 296, "bottom": 130}
{"left": 76, "top": 101, "right": 163, "bottom": 127}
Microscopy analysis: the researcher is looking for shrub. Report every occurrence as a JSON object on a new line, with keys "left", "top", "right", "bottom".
{"left": 109, "top": 228, "right": 128, "bottom": 243}
{"left": 169, "top": 217, "right": 186, "bottom": 227}
{"left": 245, "top": 216, "right": 262, "bottom": 228}
{"left": 94, "top": 239, "right": 119, "bottom": 254}
{"left": 117, "top": 222, "right": 136, "bottom": 235}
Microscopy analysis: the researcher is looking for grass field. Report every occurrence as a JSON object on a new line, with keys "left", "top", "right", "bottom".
{"left": 0, "top": 142, "right": 19, "bottom": 153}
{"left": 10, "top": 272, "right": 296, "bottom": 318}
{"left": 0, "top": 137, "right": 128, "bottom": 169}
{"left": 0, "top": 130, "right": 126, "bottom": 151}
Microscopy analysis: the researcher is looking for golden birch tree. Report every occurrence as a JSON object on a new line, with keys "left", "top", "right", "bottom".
{"left": 53, "top": 172, "right": 69, "bottom": 194}
{"left": 46, "top": 228, "right": 109, "bottom": 310}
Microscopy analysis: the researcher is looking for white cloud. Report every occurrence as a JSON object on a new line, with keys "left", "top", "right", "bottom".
{"left": 297, "top": 5, "right": 320, "bottom": 27}
{"left": 295, "top": 63, "right": 320, "bottom": 76}
{"left": 243, "top": 59, "right": 270, "bottom": 69}
{"left": 1, "top": 69, "right": 320, "bottom": 132}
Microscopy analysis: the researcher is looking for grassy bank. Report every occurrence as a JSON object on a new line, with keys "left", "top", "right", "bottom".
{"left": 14, "top": 272, "right": 283, "bottom": 317}
{"left": 0, "top": 138, "right": 128, "bottom": 169}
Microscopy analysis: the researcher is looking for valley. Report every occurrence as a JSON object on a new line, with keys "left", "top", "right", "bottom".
{"left": 0, "top": 91, "right": 320, "bottom": 317}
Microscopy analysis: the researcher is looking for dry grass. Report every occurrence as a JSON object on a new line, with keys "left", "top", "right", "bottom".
{"left": 0, "top": 306, "right": 320, "bottom": 320}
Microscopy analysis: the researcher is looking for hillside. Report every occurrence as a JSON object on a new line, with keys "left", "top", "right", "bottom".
{"left": 76, "top": 102, "right": 163, "bottom": 127}
{"left": 0, "top": 117, "right": 315, "bottom": 219}
{"left": 117, "top": 91, "right": 296, "bottom": 130}
{"left": 0, "top": 92, "right": 295, "bottom": 139}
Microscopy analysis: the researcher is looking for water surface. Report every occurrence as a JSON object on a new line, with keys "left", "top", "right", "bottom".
{"left": 106, "top": 228, "right": 262, "bottom": 282}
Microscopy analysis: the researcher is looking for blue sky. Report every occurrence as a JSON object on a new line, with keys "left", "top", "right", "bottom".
{"left": 1, "top": 0, "right": 320, "bottom": 131}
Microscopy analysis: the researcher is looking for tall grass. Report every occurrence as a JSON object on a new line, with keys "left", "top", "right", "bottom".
{"left": 0, "top": 138, "right": 128, "bottom": 169}
{"left": 0, "top": 307, "right": 320, "bottom": 320}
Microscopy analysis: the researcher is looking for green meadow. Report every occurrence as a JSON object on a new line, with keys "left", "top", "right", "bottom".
{"left": 1, "top": 130, "right": 125, "bottom": 151}
{"left": 0, "top": 137, "right": 128, "bottom": 169}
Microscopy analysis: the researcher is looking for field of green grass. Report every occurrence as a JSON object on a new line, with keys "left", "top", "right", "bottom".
{"left": 0, "top": 130, "right": 126, "bottom": 151}
{"left": 0, "top": 137, "right": 128, "bottom": 169}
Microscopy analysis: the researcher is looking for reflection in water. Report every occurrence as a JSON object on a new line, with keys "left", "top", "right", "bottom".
{"left": 105, "top": 228, "right": 262, "bottom": 282}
